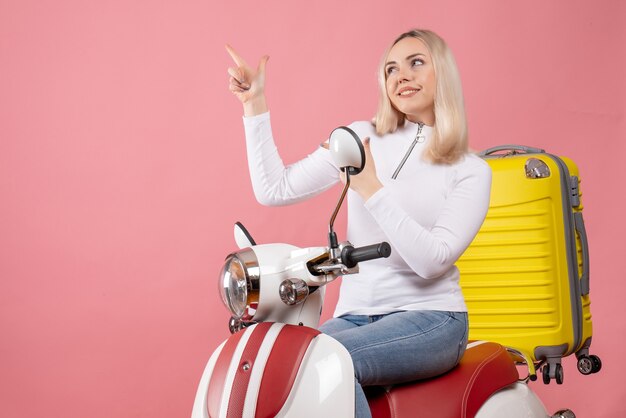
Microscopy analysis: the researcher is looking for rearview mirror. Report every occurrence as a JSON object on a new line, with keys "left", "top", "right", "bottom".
{"left": 233, "top": 221, "right": 256, "bottom": 249}
{"left": 328, "top": 126, "right": 365, "bottom": 175}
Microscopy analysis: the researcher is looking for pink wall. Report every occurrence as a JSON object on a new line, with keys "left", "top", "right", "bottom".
{"left": 1, "top": 0, "right": 624, "bottom": 416}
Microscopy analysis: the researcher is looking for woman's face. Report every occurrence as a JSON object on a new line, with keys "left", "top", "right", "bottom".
{"left": 385, "top": 37, "right": 436, "bottom": 125}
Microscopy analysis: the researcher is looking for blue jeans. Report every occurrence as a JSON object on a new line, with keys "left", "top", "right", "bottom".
{"left": 319, "top": 310, "right": 469, "bottom": 418}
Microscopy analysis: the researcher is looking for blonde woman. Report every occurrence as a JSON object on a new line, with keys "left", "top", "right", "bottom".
{"left": 227, "top": 29, "right": 491, "bottom": 418}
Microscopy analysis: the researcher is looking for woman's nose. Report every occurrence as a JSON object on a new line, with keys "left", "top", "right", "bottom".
{"left": 397, "top": 68, "right": 412, "bottom": 83}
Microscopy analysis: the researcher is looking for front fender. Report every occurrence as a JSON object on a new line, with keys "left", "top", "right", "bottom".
{"left": 191, "top": 322, "right": 354, "bottom": 418}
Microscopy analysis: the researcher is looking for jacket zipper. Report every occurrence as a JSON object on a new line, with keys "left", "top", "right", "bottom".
{"left": 391, "top": 122, "right": 424, "bottom": 179}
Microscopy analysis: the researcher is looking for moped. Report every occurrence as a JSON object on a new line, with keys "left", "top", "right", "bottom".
{"left": 192, "top": 127, "right": 575, "bottom": 417}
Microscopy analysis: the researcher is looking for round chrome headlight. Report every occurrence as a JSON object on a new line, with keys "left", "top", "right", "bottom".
{"left": 217, "top": 249, "right": 259, "bottom": 320}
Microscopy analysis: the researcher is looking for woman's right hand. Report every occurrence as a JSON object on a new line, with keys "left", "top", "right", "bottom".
{"left": 226, "top": 44, "right": 269, "bottom": 115}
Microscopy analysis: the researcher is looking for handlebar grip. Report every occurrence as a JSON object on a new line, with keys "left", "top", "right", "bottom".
{"left": 341, "top": 242, "right": 391, "bottom": 268}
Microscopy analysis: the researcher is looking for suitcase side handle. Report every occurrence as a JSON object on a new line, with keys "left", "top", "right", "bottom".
{"left": 574, "top": 212, "right": 590, "bottom": 295}
{"left": 479, "top": 145, "right": 546, "bottom": 156}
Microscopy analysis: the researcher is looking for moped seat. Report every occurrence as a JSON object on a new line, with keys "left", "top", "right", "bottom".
{"left": 366, "top": 341, "right": 519, "bottom": 418}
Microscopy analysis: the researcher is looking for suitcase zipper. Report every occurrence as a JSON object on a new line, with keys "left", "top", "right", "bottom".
{"left": 392, "top": 122, "right": 425, "bottom": 179}
{"left": 547, "top": 154, "right": 584, "bottom": 355}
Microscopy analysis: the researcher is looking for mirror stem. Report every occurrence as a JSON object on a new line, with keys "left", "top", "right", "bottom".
{"left": 329, "top": 171, "right": 351, "bottom": 250}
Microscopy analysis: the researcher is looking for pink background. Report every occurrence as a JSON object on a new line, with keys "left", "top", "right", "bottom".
{"left": 1, "top": 0, "right": 624, "bottom": 416}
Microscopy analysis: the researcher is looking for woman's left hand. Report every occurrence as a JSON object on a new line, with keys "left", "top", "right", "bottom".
{"left": 344, "top": 138, "right": 383, "bottom": 201}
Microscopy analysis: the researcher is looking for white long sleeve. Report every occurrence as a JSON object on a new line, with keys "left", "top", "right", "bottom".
{"left": 242, "top": 112, "right": 492, "bottom": 316}
{"left": 364, "top": 160, "right": 491, "bottom": 280}
{"left": 242, "top": 112, "right": 340, "bottom": 206}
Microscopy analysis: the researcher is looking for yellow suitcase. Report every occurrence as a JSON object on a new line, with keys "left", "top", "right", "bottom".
{"left": 457, "top": 145, "right": 600, "bottom": 384}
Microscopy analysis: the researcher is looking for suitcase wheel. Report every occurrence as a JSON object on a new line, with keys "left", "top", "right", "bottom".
{"left": 551, "top": 410, "right": 576, "bottom": 418}
{"left": 542, "top": 363, "right": 564, "bottom": 384}
{"left": 577, "top": 354, "right": 602, "bottom": 375}
{"left": 542, "top": 365, "right": 550, "bottom": 384}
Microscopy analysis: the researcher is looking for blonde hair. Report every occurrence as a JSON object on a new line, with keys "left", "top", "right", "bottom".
{"left": 374, "top": 29, "right": 468, "bottom": 164}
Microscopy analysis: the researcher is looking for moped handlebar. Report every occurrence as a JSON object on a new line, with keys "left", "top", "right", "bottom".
{"left": 341, "top": 242, "right": 391, "bottom": 269}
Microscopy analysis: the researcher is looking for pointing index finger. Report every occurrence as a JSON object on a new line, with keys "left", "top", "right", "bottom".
{"left": 225, "top": 44, "right": 247, "bottom": 68}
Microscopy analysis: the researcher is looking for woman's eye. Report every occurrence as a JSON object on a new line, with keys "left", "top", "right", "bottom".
{"left": 386, "top": 66, "right": 398, "bottom": 75}
{"left": 411, "top": 59, "right": 424, "bottom": 67}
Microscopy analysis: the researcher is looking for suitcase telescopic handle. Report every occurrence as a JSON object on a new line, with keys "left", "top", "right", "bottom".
{"left": 574, "top": 212, "right": 591, "bottom": 295}
{"left": 479, "top": 145, "right": 546, "bottom": 156}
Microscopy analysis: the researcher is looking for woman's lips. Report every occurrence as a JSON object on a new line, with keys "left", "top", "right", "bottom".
{"left": 397, "top": 87, "right": 420, "bottom": 97}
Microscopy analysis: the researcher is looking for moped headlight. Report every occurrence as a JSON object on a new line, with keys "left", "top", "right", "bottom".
{"left": 217, "top": 250, "right": 259, "bottom": 320}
